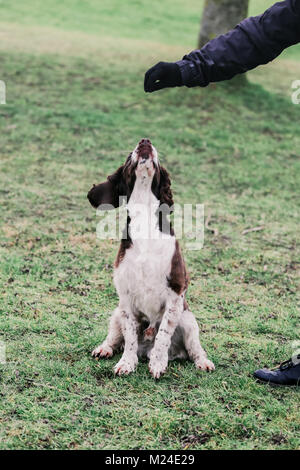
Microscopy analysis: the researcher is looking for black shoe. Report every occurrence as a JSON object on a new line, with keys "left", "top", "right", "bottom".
{"left": 253, "top": 356, "right": 300, "bottom": 386}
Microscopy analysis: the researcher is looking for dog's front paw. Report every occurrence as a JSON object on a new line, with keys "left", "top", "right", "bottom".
{"left": 149, "top": 353, "right": 168, "bottom": 379}
{"left": 195, "top": 357, "right": 215, "bottom": 371}
{"left": 114, "top": 355, "right": 138, "bottom": 376}
{"left": 92, "top": 343, "right": 113, "bottom": 359}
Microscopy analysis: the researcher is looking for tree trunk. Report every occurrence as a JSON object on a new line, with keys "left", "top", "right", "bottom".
{"left": 198, "top": 0, "right": 249, "bottom": 86}
{"left": 198, "top": 0, "right": 249, "bottom": 48}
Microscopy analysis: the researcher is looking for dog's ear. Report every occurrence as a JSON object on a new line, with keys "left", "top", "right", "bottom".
{"left": 159, "top": 166, "right": 174, "bottom": 208}
{"left": 87, "top": 166, "right": 125, "bottom": 209}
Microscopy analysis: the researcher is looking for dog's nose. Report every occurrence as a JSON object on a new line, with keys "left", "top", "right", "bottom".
{"left": 139, "top": 138, "right": 151, "bottom": 145}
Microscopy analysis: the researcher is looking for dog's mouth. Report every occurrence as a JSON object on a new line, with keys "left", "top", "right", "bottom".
{"left": 137, "top": 138, "right": 154, "bottom": 161}
{"left": 133, "top": 138, "right": 158, "bottom": 177}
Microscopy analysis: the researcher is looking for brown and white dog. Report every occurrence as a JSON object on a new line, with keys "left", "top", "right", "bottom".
{"left": 87, "top": 139, "right": 214, "bottom": 378}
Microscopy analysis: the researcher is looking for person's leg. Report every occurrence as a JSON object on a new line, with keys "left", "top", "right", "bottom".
{"left": 254, "top": 355, "right": 300, "bottom": 386}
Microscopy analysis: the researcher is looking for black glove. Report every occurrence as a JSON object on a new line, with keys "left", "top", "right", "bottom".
{"left": 144, "top": 62, "right": 182, "bottom": 93}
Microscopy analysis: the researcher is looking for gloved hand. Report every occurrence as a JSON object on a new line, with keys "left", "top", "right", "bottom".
{"left": 144, "top": 62, "right": 182, "bottom": 92}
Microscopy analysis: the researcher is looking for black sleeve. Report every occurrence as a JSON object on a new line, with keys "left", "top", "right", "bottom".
{"left": 176, "top": 0, "right": 300, "bottom": 87}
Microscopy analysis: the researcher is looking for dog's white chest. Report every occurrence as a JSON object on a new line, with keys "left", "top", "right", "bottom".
{"left": 114, "top": 236, "right": 175, "bottom": 318}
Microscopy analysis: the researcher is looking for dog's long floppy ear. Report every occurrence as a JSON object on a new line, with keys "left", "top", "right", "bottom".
{"left": 159, "top": 166, "right": 174, "bottom": 208}
{"left": 87, "top": 166, "right": 125, "bottom": 209}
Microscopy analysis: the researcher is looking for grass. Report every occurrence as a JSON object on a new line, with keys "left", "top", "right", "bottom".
{"left": 0, "top": 0, "right": 299, "bottom": 450}
{"left": 0, "top": 0, "right": 277, "bottom": 47}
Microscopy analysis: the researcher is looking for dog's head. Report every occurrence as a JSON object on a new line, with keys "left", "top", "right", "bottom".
{"left": 87, "top": 139, "right": 173, "bottom": 209}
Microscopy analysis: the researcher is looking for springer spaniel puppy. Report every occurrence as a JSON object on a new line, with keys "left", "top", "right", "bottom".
{"left": 87, "top": 139, "right": 214, "bottom": 378}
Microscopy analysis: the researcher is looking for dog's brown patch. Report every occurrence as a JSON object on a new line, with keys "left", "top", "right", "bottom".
{"left": 167, "top": 240, "right": 189, "bottom": 295}
{"left": 115, "top": 238, "right": 132, "bottom": 268}
{"left": 144, "top": 326, "right": 156, "bottom": 340}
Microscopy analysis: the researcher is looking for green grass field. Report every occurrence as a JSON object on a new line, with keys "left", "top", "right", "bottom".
{"left": 0, "top": 0, "right": 299, "bottom": 450}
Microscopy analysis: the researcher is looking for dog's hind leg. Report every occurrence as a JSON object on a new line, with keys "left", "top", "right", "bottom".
{"left": 179, "top": 309, "right": 215, "bottom": 371}
{"left": 92, "top": 307, "right": 123, "bottom": 359}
